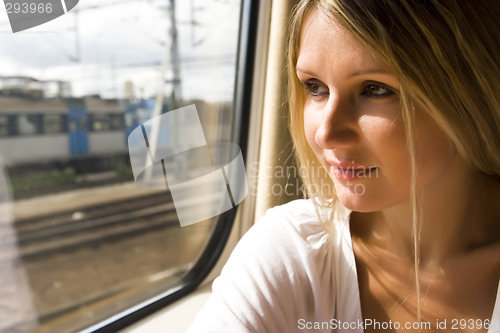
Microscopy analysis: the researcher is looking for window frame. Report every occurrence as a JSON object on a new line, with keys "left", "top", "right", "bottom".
{"left": 79, "top": 0, "right": 260, "bottom": 331}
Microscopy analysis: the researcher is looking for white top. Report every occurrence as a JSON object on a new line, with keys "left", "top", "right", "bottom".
{"left": 187, "top": 199, "right": 500, "bottom": 333}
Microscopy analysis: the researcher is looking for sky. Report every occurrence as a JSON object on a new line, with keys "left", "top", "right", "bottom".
{"left": 0, "top": 0, "right": 241, "bottom": 102}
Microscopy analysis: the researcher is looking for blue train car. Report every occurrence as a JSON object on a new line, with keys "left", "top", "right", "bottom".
{"left": 67, "top": 98, "right": 88, "bottom": 157}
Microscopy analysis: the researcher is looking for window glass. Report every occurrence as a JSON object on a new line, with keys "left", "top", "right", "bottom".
{"left": 17, "top": 115, "right": 39, "bottom": 135}
{"left": 68, "top": 118, "right": 77, "bottom": 132}
{"left": 90, "top": 114, "right": 110, "bottom": 131}
{"left": 0, "top": 116, "right": 8, "bottom": 136}
{"left": 79, "top": 116, "right": 88, "bottom": 131}
{"left": 124, "top": 113, "right": 135, "bottom": 128}
{"left": 0, "top": 0, "right": 242, "bottom": 332}
{"left": 109, "top": 114, "right": 125, "bottom": 130}
{"left": 43, "top": 115, "right": 65, "bottom": 134}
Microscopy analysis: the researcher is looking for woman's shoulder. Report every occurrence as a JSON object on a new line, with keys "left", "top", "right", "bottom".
{"left": 186, "top": 199, "right": 356, "bottom": 332}
{"left": 224, "top": 198, "right": 351, "bottom": 289}
{"left": 189, "top": 199, "right": 344, "bottom": 332}
{"left": 265, "top": 197, "right": 352, "bottom": 225}
{"left": 242, "top": 199, "right": 328, "bottom": 256}
{"left": 252, "top": 198, "right": 351, "bottom": 247}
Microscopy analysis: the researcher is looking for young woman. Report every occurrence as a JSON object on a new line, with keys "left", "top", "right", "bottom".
{"left": 188, "top": 0, "right": 500, "bottom": 331}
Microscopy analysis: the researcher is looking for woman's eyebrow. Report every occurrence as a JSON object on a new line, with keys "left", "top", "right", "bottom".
{"left": 350, "top": 69, "right": 391, "bottom": 77}
{"left": 296, "top": 67, "right": 393, "bottom": 78}
{"left": 295, "top": 67, "right": 315, "bottom": 76}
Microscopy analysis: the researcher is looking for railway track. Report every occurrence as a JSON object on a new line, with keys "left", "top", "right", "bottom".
{"left": 6, "top": 188, "right": 217, "bottom": 328}
{"left": 13, "top": 192, "right": 179, "bottom": 259}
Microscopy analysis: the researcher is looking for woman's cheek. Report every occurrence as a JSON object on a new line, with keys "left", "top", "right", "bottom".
{"left": 413, "top": 111, "right": 455, "bottom": 186}
{"left": 303, "top": 111, "right": 321, "bottom": 153}
{"left": 359, "top": 116, "right": 405, "bottom": 151}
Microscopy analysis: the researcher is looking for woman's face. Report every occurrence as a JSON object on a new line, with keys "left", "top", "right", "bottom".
{"left": 296, "top": 8, "right": 454, "bottom": 212}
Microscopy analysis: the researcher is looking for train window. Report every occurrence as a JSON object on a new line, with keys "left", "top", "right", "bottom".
{"left": 0, "top": 116, "right": 8, "bottom": 136}
{"left": 7, "top": 115, "right": 18, "bottom": 136}
{"left": 90, "top": 114, "right": 110, "bottom": 131}
{"left": 0, "top": 0, "right": 245, "bottom": 332}
{"left": 80, "top": 116, "right": 88, "bottom": 131}
{"left": 124, "top": 113, "right": 135, "bottom": 128}
{"left": 43, "top": 115, "right": 66, "bottom": 134}
{"left": 68, "top": 118, "right": 77, "bottom": 132}
{"left": 109, "top": 114, "right": 125, "bottom": 130}
{"left": 17, "top": 115, "right": 41, "bottom": 136}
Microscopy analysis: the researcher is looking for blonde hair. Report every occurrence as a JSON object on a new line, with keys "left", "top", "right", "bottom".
{"left": 287, "top": 0, "right": 500, "bottom": 321}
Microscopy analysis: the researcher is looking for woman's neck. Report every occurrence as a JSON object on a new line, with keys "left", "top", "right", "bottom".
{"left": 355, "top": 156, "right": 500, "bottom": 269}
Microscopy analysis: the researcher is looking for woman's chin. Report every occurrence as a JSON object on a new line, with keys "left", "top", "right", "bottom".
{"left": 335, "top": 185, "right": 379, "bottom": 213}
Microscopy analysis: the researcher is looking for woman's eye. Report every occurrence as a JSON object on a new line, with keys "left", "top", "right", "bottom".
{"left": 361, "top": 84, "right": 395, "bottom": 99}
{"left": 302, "top": 81, "right": 328, "bottom": 96}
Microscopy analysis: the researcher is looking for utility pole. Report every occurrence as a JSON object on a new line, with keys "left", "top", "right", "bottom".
{"left": 74, "top": 9, "right": 80, "bottom": 62}
{"left": 112, "top": 56, "right": 118, "bottom": 98}
{"left": 170, "top": 0, "right": 181, "bottom": 108}
{"left": 144, "top": 0, "right": 175, "bottom": 183}
{"left": 190, "top": 0, "right": 195, "bottom": 46}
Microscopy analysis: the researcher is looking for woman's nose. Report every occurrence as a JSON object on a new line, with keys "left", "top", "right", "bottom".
{"left": 314, "top": 97, "right": 358, "bottom": 150}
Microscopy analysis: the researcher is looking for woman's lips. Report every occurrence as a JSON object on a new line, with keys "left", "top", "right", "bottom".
{"left": 326, "top": 159, "right": 378, "bottom": 181}
{"left": 331, "top": 166, "right": 378, "bottom": 181}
